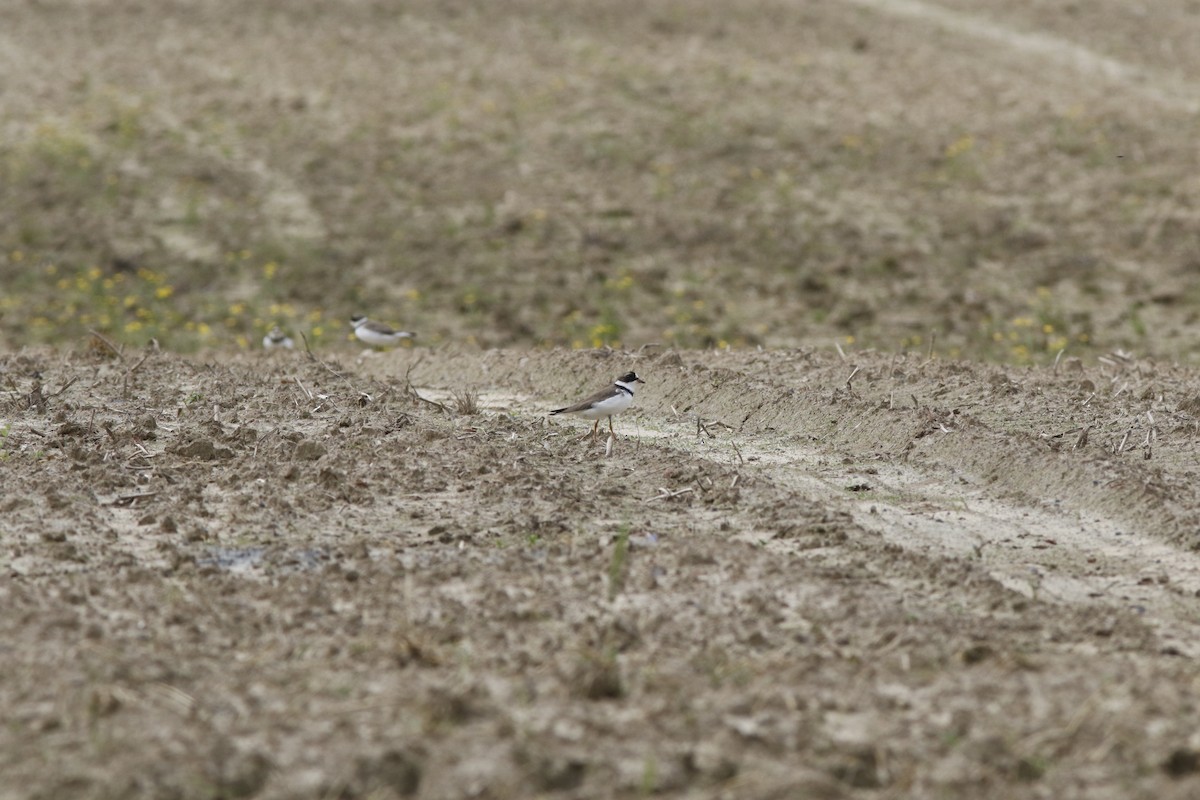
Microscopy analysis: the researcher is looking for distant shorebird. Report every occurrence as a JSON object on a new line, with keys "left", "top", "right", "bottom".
{"left": 262, "top": 326, "right": 294, "bottom": 349}
{"left": 550, "top": 371, "right": 645, "bottom": 441}
{"left": 349, "top": 315, "right": 416, "bottom": 347}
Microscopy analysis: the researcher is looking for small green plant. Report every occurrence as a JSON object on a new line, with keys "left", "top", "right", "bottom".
{"left": 555, "top": 269, "right": 636, "bottom": 349}
{"left": 575, "top": 644, "right": 624, "bottom": 700}
{"left": 640, "top": 755, "right": 658, "bottom": 796}
{"left": 607, "top": 523, "right": 631, "bottom": 600}
{"left": 12, "top": 259, "right": 334, "bottom": 351}
{"left": 977, "top": 287, "right": 1090, "bottom": 364}
{"left": 1126, "top": 302, "right": 1147, "bottom": 337}
{"left": 936, "top": 132, "right": 983, "bottom": 183}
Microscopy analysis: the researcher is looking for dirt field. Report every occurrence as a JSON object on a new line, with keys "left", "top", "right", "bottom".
{"left": 5, "top": 345, "right": 1200, "bottom": 799}
{"left": 6, "top": 1, "right": 1200, "bottom": 799}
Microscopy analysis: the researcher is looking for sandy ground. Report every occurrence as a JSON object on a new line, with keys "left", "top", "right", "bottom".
{"left": 4, "top": 344, "right": 1200, "bottom": 799}
{"left": 7, "top": 0, "right": 1200, "bottom": 798}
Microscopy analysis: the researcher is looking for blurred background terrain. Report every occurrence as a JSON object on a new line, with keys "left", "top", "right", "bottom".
{"left": 4, "top": 0, "right": 1200, "bottom": 359}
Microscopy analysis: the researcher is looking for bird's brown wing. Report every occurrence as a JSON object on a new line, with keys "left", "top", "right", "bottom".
{"left": 364, "top": 321, "right": 397, "bottom": 335}
{"left": 550, "top": 386, "right": 616, "bottom": 415}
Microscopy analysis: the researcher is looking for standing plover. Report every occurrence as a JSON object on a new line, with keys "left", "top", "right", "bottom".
{"left": 550, "top": 371, "right": 645, "bottom": 441}
{"left": 349, "top": 315, "right": 416, "bottom": 348}
{"left": 262, "top": 326, "right": 294, "bottom": 349}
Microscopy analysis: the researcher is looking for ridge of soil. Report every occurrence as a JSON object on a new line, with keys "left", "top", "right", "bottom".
{"left": 4, "top": 345, "right": 1200, "bottom": 799}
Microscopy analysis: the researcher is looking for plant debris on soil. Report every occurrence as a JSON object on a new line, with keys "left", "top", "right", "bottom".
{"left": 7, "top": 1, "right": 1200, "bottom": 798}
{"left": 4, "top": 345, "right": 1200, "bottom": 799}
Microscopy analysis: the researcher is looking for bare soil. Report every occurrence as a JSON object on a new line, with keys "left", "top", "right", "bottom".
{"left": 7, "top": 1, "right": 1200, "bottom": 798}
{"left": 5, "top": 344, "right": 1200, "bottom": 799}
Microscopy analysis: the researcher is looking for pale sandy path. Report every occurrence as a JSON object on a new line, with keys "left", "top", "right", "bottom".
{"left": 409, "top": 349, "right": 1200, "bottom": 660}
{"left": 846, "top": 0, "right": 1200, "bottom": 112}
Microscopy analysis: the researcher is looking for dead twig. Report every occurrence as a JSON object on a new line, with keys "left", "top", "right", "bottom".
{"left": 1143, "top": 412, "right": 1157, "bottom": 460}
{"left": 294, "top": 377, "right": 314, "bottom": 401}
{"left": 47, "top": 376, "right": 78, "bottom": 399}
{"left": 251, "top": 427, "right": 278, "bottom": 459}
{"left": 122, "top": 350, "right": 151, "bottom": 399}
{"left": 301, "top": 331, "right": 360, "bottom": 394}
{"left": 1074, "top": 426, "right": 1091, "bottom": 450}
{"left": 1040, "top": 426, "right": 1082, "bottom": 441}
{"left": 414, "top": 393, "right": 448, "bottom": 413}
{"left": 400, "top": 356, "right": 446, "bottom": 412}
{"left": 646, "top": 487, "right": 694, "bottom": 502}
{"left": 88, "top": 329, "right": 124, "bottom": 361}
{"left": 311, "top": 393, "right": 341, "bottom": 414}
{"left": 106, "top": 491, "right": 159, "bottom": 507}
{"left": 402, "top": 356, "right": 424, "bottom": 388}
{"left": 25, "top": 381, "right": 46, "bottom": 410}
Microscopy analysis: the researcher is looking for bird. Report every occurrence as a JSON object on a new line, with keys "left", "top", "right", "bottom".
{"left": 349, "top": 315, "right": 416, "bottom": 348}
{"left": 549, "top": 371, "right": 645, "bottom": 442}
{"left": 262, "top": 326, "right": 294, "bottom": 349}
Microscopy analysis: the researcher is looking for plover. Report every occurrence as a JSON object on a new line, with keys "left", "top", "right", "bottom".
{"left": 350, "top": 315, "right": 416, "bottom": 348}
{"left": 550, "top": 371, "right": 645, "bottom": 441}
{"left": 262, "top": 326, "right": 294, "bottom": 349}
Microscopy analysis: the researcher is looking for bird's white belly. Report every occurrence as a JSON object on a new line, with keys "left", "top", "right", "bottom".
{"left": 578, "top": 392, "right": 632, "bottom": 419}
{"left": 356, "top": 328, "right": 404, "bottom": 346}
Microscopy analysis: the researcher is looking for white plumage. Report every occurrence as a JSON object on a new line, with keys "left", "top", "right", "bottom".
{"left": 550, "top": 371, "right": 645, "bottom": 441}
{"left": 350, "top": 315, "right": 416, "bottom": 347}
{"left": 262, "top": 326, "right": 294, "bottom": 349}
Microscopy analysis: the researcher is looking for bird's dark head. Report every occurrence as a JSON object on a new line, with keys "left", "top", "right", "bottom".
{"left": 617, "top": 371, "right": 645, "bottom": 385}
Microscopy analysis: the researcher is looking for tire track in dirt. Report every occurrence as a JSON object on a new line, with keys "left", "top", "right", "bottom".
{"left": 660, "top": 430, "right": 1200, "bottom": 659}
{"left": 382, "top": 347, "right": 1200, "bottom": 658}
{"left": 844, "top": 0, "right": 1200, "bottom": 113}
